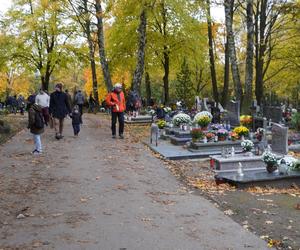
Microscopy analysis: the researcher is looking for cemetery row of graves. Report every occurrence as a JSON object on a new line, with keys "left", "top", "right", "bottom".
{"left": 127, "top": 98, "right": 300, "bottom": 189}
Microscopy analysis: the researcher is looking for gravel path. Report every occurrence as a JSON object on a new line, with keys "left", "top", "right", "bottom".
{"left": 0, "top": 114, "right": 268, "bottom": 250}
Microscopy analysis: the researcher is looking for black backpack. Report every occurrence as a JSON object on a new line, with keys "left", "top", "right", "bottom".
{"left": 34, "top": 111, "right": 44, "bottom": 129}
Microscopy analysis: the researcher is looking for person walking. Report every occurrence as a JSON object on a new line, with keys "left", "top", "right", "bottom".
{"left": 49, "top": 83, "right": 71, "bottom": 140}
{"left": 74, "top": 90, "right": 85, "bottom": 117}
{"left": 105, "top": 83, "right": 126, "bottom": 139}
{"left": 70, "top": 105, "right": 81, "bottom": 136}
{"left": 17, "top": 94, "right": 25, "bottom": 115}
{"left": 35, "top": 89, "right": 50, "bottom": 125}
{"left": 28, "top": 101, "right": 44, "bottom": 154}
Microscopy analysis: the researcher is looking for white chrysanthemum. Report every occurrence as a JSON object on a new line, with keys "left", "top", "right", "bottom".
{"left": 193, "top": 111, "right": 213, "bottom": 122}
{"left": 172, "top": 113, "right": 192, "bottom": 126}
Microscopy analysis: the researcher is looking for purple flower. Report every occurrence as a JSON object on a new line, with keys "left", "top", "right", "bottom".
{"left": 217, "top": 128, "right": 228, "bottom": 136}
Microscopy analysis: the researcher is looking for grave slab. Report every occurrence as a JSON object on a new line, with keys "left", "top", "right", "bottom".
{"left": 215, "top": 170, "right": 300, "bottom": 189}
{"left": 211, "top": 154, "right": 265, "bottom": 173}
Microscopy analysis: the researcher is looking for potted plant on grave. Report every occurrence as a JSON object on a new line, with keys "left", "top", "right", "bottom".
{"left": 157, "top": 120, "right": 167, "bottom": 129}
{"left": 193, "top": 111, "right": 213, "bottom": 130}
{"left": 172, "top": 113, "right": 192, "bottom": 128}
{"left": 290, "top": 160, "right": 300, "bottom": 172}
{"left": 240, "top": 115, "right": 252, "bottom": 128}
{"left": 262, "top": 151, "right": 279, "bottom": 173}
{"left": 241, "top": 140, "right": 254, "bottom": 155}
{"left": 229, "top": 131, "right": 239, "bottom": 141}
{"left": 233, "top": 126, "right": 249, "bottom": 140}
{"left": 217, "top": 128, "right": 228, "bottom": 141}
{"left": 205, "top": 132, "right": 215, "bottom": 142}
{"left": 191, "top": 128, "right": 204, "bottom": 142}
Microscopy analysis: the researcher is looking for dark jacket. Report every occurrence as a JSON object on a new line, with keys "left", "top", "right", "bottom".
{"left": 49, "top": 91, "right": 71, "bottom": 119}
{"left": 28, "top": 104, "right": 44, "bottom": 135}
{"left": 70, "top": 110, "right": 81, "bottom": 125}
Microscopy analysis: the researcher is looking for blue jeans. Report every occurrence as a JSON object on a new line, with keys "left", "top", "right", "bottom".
{"left": 33, "top": 134, "right": 42, "bottom": 152}
{"left": 73, "top": 124, "right": 80, "bottom": 135}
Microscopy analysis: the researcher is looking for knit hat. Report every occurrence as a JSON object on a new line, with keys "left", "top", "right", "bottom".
{"left": 114, "top": 83, "right": 122, "bottom": 89}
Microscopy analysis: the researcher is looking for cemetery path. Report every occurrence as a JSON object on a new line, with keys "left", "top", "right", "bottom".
{"left": 0, "top": 114, "right": 268, "bottom": 250}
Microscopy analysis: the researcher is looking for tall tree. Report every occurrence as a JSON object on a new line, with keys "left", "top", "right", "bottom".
{"left": 175, "top": 58, "right": 195, "bottom": 109}
{"left": 224, "top": 0, "right": 243, "bottom": 102}
{"left": 4, "top": 0, "right": 75, "bottom": 91}
{"left": 206, "top": 0, "right": 219, "bottom": 103}
{"left": 243, "top": 0, "right": 254, "bottom": 113}
{"left": 95, "top": 0, "right": 113, "bottom": 91}
{"left": 68, "top": 0, "right": 99, "bottom": 105}
{"left": 132, "top": 7, "right": 147, "bottom": 94}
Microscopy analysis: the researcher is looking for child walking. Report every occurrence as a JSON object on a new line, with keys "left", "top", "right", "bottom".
{"left": 70, "top": 105, "right": 81, "bottom": 136}
{"left": 28, "top": 103, "right": 44, "bottom": 154}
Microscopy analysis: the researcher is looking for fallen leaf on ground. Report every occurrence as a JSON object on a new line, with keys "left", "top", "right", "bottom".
{"left": 265, "top": 220, "right": 273, "bottom": 225}
{"left": 224, "top": 209, "right": 234, "bottom": 216}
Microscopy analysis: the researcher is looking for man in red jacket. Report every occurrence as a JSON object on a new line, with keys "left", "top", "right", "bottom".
{"left": 105, "top": 83, "right": 126, "bottom": 139}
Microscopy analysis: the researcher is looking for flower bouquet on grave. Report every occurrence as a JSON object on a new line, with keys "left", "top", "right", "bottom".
{"left": 229, "top": 131, "right": 239, "bottom": 141}
{"left": 240, "top": 115, "right": 253, "bottom": 128}
{"left": 156, "top": 119, "right": 167, "bottom": 129}
{"left": 233, "top": 126, "right": 249, "bottom": 139}
{"left": 191, "top": 128, "right": 204, "bottom": 142}
{"left": 217, "top": 128, "right": 228, "bottom": 141}
{"left": 290, "top": 160, "right": 300, "bottom": 171}
{"left": 262, "top": 151, "right": 279, "bottom": 173}
{"left": 172, "top": 113, "right": 192, "bottom": 127}
{"left": 210, "top": 123, "right": 224, "bottom": 131}
{"left": 255, "top": 128, "right": 265, "bottom": 141}
{"left": 149, "top": 109, "right": 156, "bottom": 116}
{"left": 205, "top": 132, "right": 215, "bottom": 142}
{"left": 194, "top": 115, "right": 212, "bottom": 130}
{"left": 241, "top": 139, "right": 254, "bottom": 153}
{"left": 163, "top": 107, "right": 172, "bottom": 114}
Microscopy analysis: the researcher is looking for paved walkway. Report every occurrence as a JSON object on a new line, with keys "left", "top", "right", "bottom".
{"left": 0, "top": 114, "right": 268, "bottom": 249}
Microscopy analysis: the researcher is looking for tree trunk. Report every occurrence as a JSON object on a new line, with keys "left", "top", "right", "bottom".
{"left": 83, "top": 0, "right": 99, "bottom": 106}
{"left": 206, "top": 0, "right": 219, "bottom": 103}
{"left": 255, "top": 0, "right": 267, "bottom": 106}
{"left": 163, "top": 48, "right": 169, "bottom": 105}
{"left": 222, "top": 38, "right": 230, "bottom": 108}
{"left": 95, "top": 0, "right": 113, "bottom": 91}
{"left": 145, "top": 71, "right": 151, "bottom": 106}
{"left": 132, "top": 8, "right": 147, "bottom": 95}
{"left": 243, "top": 0, "right": 254, "bottom": 113}
{"left": 224, "top": 0, "right": 243, "bottom": 102}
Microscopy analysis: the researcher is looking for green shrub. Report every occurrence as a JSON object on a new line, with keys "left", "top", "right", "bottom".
{"left": 291, "top": 112, "right": 300, "bottom": 131}
{"left": 0, "top": 120, "right": 11, "bottom": 134}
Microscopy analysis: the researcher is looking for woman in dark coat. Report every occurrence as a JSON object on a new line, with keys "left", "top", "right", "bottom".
{"left": 49, "top": 83, "right": 71, "bottom": 140}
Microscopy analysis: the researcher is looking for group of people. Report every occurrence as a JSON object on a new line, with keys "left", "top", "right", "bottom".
{"left": 28, "top": 84, "right": 86, "bottom": 154}
{"left": 28, "top": 82, "right": 127, "bottom": 154}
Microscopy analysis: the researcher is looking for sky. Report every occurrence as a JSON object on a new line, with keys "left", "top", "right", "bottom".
{"left": 0, "top": 0, "right": 224, "bottom": 21}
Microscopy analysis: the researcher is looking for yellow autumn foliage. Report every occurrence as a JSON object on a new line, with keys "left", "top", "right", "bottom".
{"left": 83, "top": 67, "right": 132, "bottom": 102}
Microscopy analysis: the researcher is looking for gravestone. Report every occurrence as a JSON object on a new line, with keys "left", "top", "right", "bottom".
{"left": 263, "top": 106, "right": 282, "bottom": 123}
{"left": 211, "top": 105, "right": 221, "bottom": 124}
{"left": 195, "top": 96, "right": 201, "bottom": 111}
{"left": 227, "top": 100, "right": 240, "bottom": 126}
{"left": 271, "top": 123, "right": 288, "bottom": 155}
{"left": 201, "top": 98, "right": 209, "bottom": 111}
{"left": 252, "top": 117, "right": 267, "bottom": 132}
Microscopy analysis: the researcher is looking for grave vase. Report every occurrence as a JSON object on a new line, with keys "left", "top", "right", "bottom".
{"left": 266, "top": 163, "right": 278, "bottom": 173}
{"left": 219, "top": 136, "right": 226, "bottom": 141}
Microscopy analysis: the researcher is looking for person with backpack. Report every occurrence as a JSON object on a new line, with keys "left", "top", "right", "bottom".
{"left": 74, "top": 90, "right": 85, "bottom": 117}
{"left": 105, "top": 83, "right": 126, "bottom": 139}
{"left": 49, "top": 83, "right": 71, "bottom": 140}
{"left": 28, "top": 102, "right": 44, "bottom": 154}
